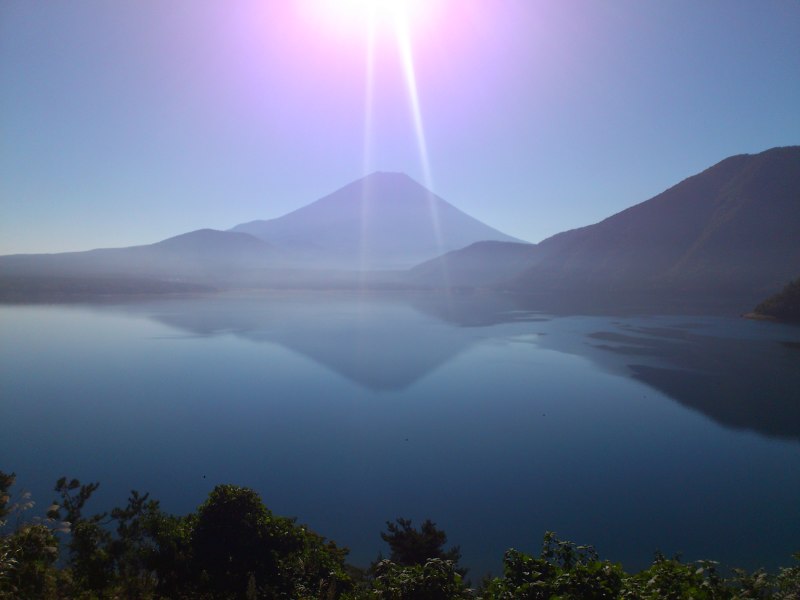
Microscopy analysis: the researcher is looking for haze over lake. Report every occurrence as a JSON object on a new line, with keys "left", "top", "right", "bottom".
{"left": 3, "top": 291, "right": 798, "bottom": 576}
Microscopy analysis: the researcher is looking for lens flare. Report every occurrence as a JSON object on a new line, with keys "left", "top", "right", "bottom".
{"left": 301, "top": 0, "right": 448, "bottom": 279}
{"left": 392, "top": 9, "right": 444, "bottom": 258}
{"left": 393, "top": 10, "right": 431, "bottom": 187}
{"left": 306, "top": 0, "right": 434, "bottom": 34}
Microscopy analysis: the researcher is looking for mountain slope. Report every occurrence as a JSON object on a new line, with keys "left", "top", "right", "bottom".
{"left": 408, "top": 241, "right": 540, "bottom": 288}
{"left": 0, "top": 229, "right": 276, "bottom": 283}
{"left": 508, "top": 146, "right": 800, "bottom": 295}
{"left": 230, "top": 172, "right": 522, "bottom": 269}
{"left": 4, "top": 150, "right": 797, "bottom": 302}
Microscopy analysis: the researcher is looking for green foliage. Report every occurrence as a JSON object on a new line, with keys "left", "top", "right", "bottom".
{"left": 623, "top": 555, "right": 730, "bottom": 599}
{"left": 47, "top": 479, "right": 354, "bottom": 599}
{"left": 730, "top": 566, "right": 773, "bottom": 599}
{"left": 139, "top": 510, "right": 193, "bottom": 598}
{"left": 481, "top": 532, "right": 624, "bottom": 599}
{"left": 379, "top": 518, "right": 463, "bottom": 574}
{"left": 2, "top": 524, "right": 62, "bottom": 599}
{"left": 192, "top": 484, "right": 276, "bottom": 588}
{"left": 0, "top": 471, "right": 68, "bottom": 600}
{"left": 0, "top": 472, "right": 16, "bottom": 596}
{"left": 51, "top": 476, "right": 115, "bottom": 593}
{"left": 192, "top": 484, "right": 306, "bottom": 596}
{"left": 282, "top": 527, "right": 353, "bottom": 599}
{"left": 107, "top": 489, "right": 166, "bottom": 598}
{"left": 0, "top": 472, "right": 14, "bottom": 523}
{"left": 482, "top": 535, "right": 800, "bottom": 600}
{"left": 3, "top": 470, "right": 800, "bottom": 599}
{"left": 775, "top": 553, "right": 800, "bottom": 599}
{"left": 370, "top": 558, "right": 471, "bottom": 600}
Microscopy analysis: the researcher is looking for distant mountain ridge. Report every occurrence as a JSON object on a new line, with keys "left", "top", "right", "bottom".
{"left": 229, "top": 171, "right": 522, "bottom": 269}
{"left": 0, "top": 228, "right": 276, "bottom": 282}
{"left": 1, "top": 148, "right": 798, "bottom": 308}
{"left": 515, "top": 146, "right": 800, "bottom": 294}
{"left": 420, "top": 146, "right": 800, "bottom": 301}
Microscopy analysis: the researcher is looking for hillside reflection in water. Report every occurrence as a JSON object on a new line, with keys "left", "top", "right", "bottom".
{"left": 143, "top": 291, "right": 800, "bottom": 441}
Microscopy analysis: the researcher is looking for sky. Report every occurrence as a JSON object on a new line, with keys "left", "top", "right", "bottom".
{"left": 1, "top": 0, "right": 799, "bottom": 255}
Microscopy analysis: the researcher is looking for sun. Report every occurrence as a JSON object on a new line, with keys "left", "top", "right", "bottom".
{"left": 337, "top": 0, "right": 426, "bottom": 26}
{"left": 301, "top": 0, "right": 433, "bottom": 37}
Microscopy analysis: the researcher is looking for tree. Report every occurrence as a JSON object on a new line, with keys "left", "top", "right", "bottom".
{"left": 0, "top": 471, "right": 66, "bottom": 600}
{"left": 190, "top": 483, "right": 355, "bottom": 598}
{"left": 50, "top": 476, "right": 113, "bottom": 593}
{"left": 379, "top": 518, "right": 463, "bottom": 574}
{"left": 192, "top": 484, "right": 287, "bottom": 595}
{"left": 49, "top": 476, "right": 170, "bottom": 598}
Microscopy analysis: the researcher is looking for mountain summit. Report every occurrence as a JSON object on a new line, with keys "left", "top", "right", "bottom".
{"left": 511, "top": 146, "right": 800, "bottom": 295}
{"left": 230, "top": 172, "right": 522, "bottom": 269}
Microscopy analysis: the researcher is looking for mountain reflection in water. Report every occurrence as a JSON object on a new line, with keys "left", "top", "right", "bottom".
{"left": 139, "top": 291, "right": 800, "bottom": 442}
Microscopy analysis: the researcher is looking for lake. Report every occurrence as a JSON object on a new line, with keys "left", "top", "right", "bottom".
{"left": 1, "top": 290, "right": 799, "bottom": 577}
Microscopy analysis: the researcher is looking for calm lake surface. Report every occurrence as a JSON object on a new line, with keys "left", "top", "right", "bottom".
{"left": 2, "top": 290, "right": 799, "bottom": 576}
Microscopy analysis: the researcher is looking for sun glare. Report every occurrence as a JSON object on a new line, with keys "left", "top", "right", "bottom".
{"left": 299, "top": 0, "right": 438, "bottom": 184}
{"left": 300, "top": 0, "right": 446, "bottom": 270}
{"left": 307, "top": 0, "right": 433, "bottom": 34}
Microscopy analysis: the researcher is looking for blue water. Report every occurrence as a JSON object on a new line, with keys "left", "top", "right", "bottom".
{"left": 1, "top": 291, "right": 799, "bottom": 576}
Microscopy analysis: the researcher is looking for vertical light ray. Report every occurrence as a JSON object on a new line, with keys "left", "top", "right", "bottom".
{"left": 362, "top": 5, "right": 376, "bottom": 177}
{"left": 393, "top": 8, "right": 451, "bottom": 291}
{"left": 359, "top": 4, "right": 377, "bottom": 279}
{"left": 394, "top": 10, "right": 433, "bottom": 189}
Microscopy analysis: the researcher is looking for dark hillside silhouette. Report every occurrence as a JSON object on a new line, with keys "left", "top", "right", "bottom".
{"left": 752, "top": 277, "right": 800, "bottom": 321}
{"left": 509, "top": 146, "right": 800, "bottom": 295}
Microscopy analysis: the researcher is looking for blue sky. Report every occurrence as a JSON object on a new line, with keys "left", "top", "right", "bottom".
{"left": 1, "top": 0, "right": 798, "bottom": 254}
